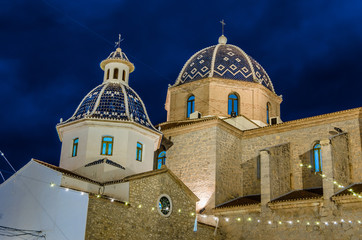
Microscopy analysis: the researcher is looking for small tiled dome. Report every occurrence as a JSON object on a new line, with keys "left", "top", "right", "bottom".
{"left": 60, "top": 82, "right": 157, "bottom": 130}
{"left": 59, "top": 46, "right": 157, "bottom": 131}
{"left": 173, "top": 35, "right": 275, "bottom": 92}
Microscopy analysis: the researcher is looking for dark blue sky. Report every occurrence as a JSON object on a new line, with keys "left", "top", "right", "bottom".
{"left": 0, "top": 0, "right": 361, "bottom": 180}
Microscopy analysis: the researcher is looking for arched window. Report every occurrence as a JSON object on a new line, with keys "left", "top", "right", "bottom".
{"left": 122, "top": 70, "right": 126, "bottom": 81}
{"left": 136, "top": 142, "right": 143, "bottom": 161}
{"left": 157, "top": 151, "right": 166, "bottom": 169}
{"left": 72, "top": 138, "right": 79, "bottom": 157}
{"left": 106, "top": 69, "right": 110, "bottom": 79}
{"left": 187, "top": 95, "right": 195, "bottom": 118}
{"left": 114, "top": 68, "right": 119, "bottom": 79}
{"left": 266, "top": 103, "right": 271, "bottom": 124}
{"left": 101, "top": 136, "right": 113, "bottom": 156}
{"left": 313, "top": 143, "right": 322, "bottom": 172}
{"left": 228, "top": 93, "right": 238, "bottom": 116}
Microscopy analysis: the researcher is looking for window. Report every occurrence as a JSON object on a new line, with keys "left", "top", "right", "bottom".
{"left": 266, "top": 102, "right": 271, "bottom": 124}
{"left": 157, "top": 194, "right": 172, "bottom": 217}
{"left": 106, "top": 69, "right": 110, "bottom": 79}
{"left": 228, "top": 93, "right": 238, "bottom": 116}
{"left": 101, "top": 136, "right": 113, "bottom": 156}
{"left": 187, "top": 95, "right": 195, "bottom": 118}
{"left": 122, "top": 70, "right": 125, "bottom": 81}
{"left": 72, "top": 138, "right": 79, "bottom": 157}
{"left": 313, "top": 143, "right": 322, "bottom": 172}
{"left": 114, "top": 68, "right": 119, "bottom": 79}
{"left": 136, "top": 142, "right": 143, "bottom": 161}
{"left": 157, "top": 151, "right": 166, "bottom": 169}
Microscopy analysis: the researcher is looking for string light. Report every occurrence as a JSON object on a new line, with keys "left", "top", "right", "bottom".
{"left": 225, "top": 218, "right": 229, "bottom": 222}
{"left": 65, "top": 188, "right": 69, "bottom": 192}
{"left": 151, "top": 207, "right": 155, "bottom": 211}
{"left": 268, "top": 221, "right": 272, "bottom": 224}
{"left": 237, "top": 218, "right": 241, "bottom": 222}
{"left": 50, "top": 183, "right": 55, "bottom": 187}
{"left": 110, "top": 199, "right": 114, "bottom": 202}
{"left": 247, "top": 217, "right": 252, "bottom": 221}
{"left": 191, "top": 212, "right": 195, "bottom": 216}
{"left": 138, "top": 204, "right": 142, "bottom": 208}
{"left": 178, "top": 209, "right": 181, "bottom": 213}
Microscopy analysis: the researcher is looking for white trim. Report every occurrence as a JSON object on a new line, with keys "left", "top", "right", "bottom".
{"left": 208, "top": 44, "right": 221, "bottom": 78}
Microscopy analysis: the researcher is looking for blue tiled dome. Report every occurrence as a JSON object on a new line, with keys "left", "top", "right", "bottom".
{"left": 173, "top": 37, "right": 275, "bottom": 92}
{"left": 60, "top": 82, "right": 157, "bottom": 131}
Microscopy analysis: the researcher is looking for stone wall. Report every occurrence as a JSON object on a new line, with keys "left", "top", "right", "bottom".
{"left": 269, "top": 143, "right": 291, "bottom": 200}
{"left": 164, "top": 126, "right": 217, "bottom": 211}
{"left": 331, "top": 133, "right": 351, "bottom": 190}
{"left": 215, "top": 126, "right": 243, "bottom": 205}
{"left": 85, "top": 171, "right": 217, "bottom": 239}
{"left": 217, "top": 203, "right": 362, "bottom": 240}
{"left": 165, "top": 78, "right": 282, "bottom": 123}
{"left": 241, "top": 117, "right": 361, "bottom": 195}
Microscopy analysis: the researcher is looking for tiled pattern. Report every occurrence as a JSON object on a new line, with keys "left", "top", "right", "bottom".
{"left": 177, "top": 44, "right": 274, "bottom": 92}
{"left": 63, "top": 83, "right": 155, "bottom": 130}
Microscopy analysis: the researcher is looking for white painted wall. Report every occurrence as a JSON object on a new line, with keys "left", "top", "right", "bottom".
{"left": 103, "top": 62, "right": 130, "bottom": 84}
{"left": 59, "top": 120, "right": 161, "bottom": 181}
{"left": 0, "top": 161, "right": 89, "bottom": 240}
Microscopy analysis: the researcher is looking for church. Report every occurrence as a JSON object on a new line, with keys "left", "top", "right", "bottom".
{"left": 0, "top": 32, "right": 361, "bottom": 239}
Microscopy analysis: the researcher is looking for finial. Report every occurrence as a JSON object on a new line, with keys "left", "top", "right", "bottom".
{"left": 218, "top": 20, "right": 227, "bottom": 44}
{"left": 220, "top": 19, "right": 226, "bottom": 36}
{"left": 115, "top": 34, "right": 124, "bottom": 49}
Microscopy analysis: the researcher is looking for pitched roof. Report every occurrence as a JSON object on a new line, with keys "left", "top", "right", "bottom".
{"left": 32, "top": 159, "right": 101, "bottom": 185}
{"left": 214, "top": 194, "right": 261, "bottom": 209}
{"left": 333, "top": 182, "right": 362, "bottom": 197}
{"left": 270, "top": 188, "right": 323, "bottom": 203}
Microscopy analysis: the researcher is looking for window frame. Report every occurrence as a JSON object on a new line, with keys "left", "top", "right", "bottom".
{"left": 101, "top": 136, "right": 114, "bottom": 156}
{"left": 72, "top": 138, "right": 79, "bottom": 157}
{"left": 157, "top": 151, "right": 166, "bottom": 169}
{"left": 186, "top": 95, "right": 195, "bottom": 118}
{"left": 228, "top": 93, "right": 239, "bottom": 116}
{"left": 136, "top": 142, "right": 143, "bottom": 161}
{"left": 313, "top": 143, "right": 322, "bottom": 173}
{"left": 266, "top": 102, "right": 271, "bottom": 124}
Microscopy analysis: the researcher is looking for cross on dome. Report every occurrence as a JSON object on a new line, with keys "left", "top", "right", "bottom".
{"left": 114, "top": 34, "right": 124, "bottom": 49}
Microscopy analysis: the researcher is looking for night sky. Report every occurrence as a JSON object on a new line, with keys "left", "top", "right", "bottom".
{"left": 1, "top": 0, "right": 361, "bottom": 180}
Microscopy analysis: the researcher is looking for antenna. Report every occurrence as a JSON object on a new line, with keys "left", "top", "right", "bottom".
{"left": 114, "top": 34, "right": 124, "bottom": 48}
{"left": 220, "top": 19, "right": 226, "bottom": 36}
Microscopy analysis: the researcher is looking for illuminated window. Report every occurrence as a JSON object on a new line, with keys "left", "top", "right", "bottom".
{"left": 122, "top": 70, "right": 125, "bottom": 81}
{"left": 136, "top": 142, "right": 143, "bottom": 161}
{"left": 114, "top": 68, "right": 119, "bottom": 79}
{"left": 72, "top": 138, "right": 79, "bottom": 157}
{"left": 313, "top": 143, "right": 322, "bottom": 172}
{"left": 101, "top": 136, "right": 113, "bottom": 156}
{"left": 266, "top": 102, "right": 271, "bottom": 124}
{"left": 106, "top": 69, "right": 110, "bottom": 79}
{"left": 228, "top": 93, "right": 238, "bottom": 116}
{"left": 157, "top": 151, "right": 166, "bottom": 169}
{"left": 187, "top": 95, "right": 195, "bottom": 118}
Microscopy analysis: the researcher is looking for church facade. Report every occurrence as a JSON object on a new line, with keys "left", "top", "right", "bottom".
{"left": 0, "top": 33, "right": 361, "bottom": 239}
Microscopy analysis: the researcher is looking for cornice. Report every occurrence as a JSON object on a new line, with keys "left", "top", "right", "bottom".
{"left": 212, "top": 204, "right": 261, "bottom": 215}
{"left": 268, "top": 198, "right": 323, "bottom": 210}
{"left": 242, "top": 107, "right": 361, "bottom": 139}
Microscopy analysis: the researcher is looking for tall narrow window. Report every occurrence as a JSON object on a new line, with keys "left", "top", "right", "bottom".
{"left": 313, "top": 143, "right": 322, "bottom": 172}
{"left": 228, "top": 93, "right": 238, "bottom": 116}
{"left": 136, "top": 142, "right": 143, "bottom": 161}
{"left": 122, "top": 70, "right": 126, "bottom": 81}
{"left": 114, "top": 68, "right": 119, "bottom": 79}
{"left": 101, "top": 136, "right": 113, "bottom": 156}
{"left": 187, "top": 95, "right": 195, "bottom": 118}
{"left": 266, "top": 102, "right": 271, "bottom": 124}
{"left": 106, "top": 69, "right": 110, "bottom": 79}
{"left": 72, "top": 138, "right": 79, "bottom": 157}
{"left": 157, "top": 151, "right": 166, "bottom": 169}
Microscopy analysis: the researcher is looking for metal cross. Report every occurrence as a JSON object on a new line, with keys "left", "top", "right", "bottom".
{"left": 220, "top": 20, "right": 226, "bottom": 35}
{"left": 115, "top": 34, "right": 124, "bottom": 48}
